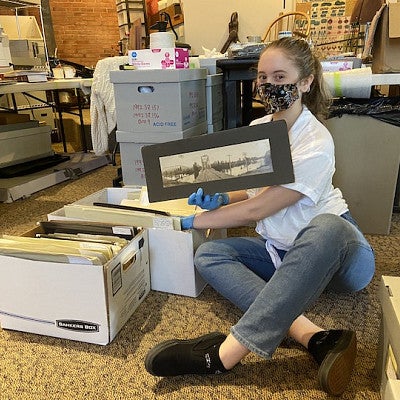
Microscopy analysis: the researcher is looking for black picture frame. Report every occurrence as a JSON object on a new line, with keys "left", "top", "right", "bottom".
{"left": 141, "top": 120, "right": 294, "bottom": 202}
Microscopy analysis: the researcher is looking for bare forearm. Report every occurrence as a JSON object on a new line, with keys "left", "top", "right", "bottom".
{"left": 192, "top": 186, "right": 303, "bottom": 230}
{"left": 227, "top": 190, "right": 249, "bottom": 204}
{"left": 193, "top": 202, "right": 254, "bottom": 229}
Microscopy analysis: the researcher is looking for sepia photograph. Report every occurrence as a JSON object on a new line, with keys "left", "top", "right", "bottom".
{"left": 159, "top": 138, "right": 273, "bottom": 188}
{"left": 141, "top": 120, "right": 294, "bottom": 202}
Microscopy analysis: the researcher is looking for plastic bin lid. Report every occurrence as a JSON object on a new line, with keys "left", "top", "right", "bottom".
{"left": 110, "top": 68, "right": 207, "bottom": 84}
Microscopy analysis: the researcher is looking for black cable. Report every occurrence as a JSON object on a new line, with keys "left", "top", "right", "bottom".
{"left": 159, "top": 11, "right": 178, "bottom": 40}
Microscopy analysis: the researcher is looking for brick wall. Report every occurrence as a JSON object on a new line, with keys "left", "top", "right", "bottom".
{"left": 49, "top": 0, "right": 121, "bottom": 68}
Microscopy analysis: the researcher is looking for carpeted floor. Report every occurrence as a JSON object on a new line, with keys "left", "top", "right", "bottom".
{"left": 0, "top": 160, "right": 399, "bottom": 400}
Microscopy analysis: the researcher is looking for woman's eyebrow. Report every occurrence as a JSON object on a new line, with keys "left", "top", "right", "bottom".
{"left": 258, "top": 69, "right": 287, "bottom": 75}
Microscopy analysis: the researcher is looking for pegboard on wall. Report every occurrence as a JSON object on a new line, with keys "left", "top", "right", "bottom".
{"left": 296, "top": 0, "right": 359, "bottom": 56}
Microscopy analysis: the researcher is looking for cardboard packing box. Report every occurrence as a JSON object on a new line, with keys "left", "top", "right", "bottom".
{"left": 47, "top": 187, "right": 226, "bottom": 297}
{"left": 372, "top": 3, "right": 400, "bottom": 73}
{"left": 0, "top": 112, "right": 31, "bottom": 125}
{"left": 376, "top": 275, "right": 400, "bottom": 399}
{"left": 0, "top": 228, "right": 150, "bottom": 345}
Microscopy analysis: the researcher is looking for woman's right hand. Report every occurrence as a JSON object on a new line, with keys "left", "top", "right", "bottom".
{"left": 188, "top": 188, "right": 229, "bottom": 210}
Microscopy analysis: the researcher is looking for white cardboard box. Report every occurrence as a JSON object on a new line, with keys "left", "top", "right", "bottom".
{"left": 384, "top": 379, "right": 400, "bottom": 400}
{"left": 0, "top": 228, "right": 150, "bottom": 345}
{"left": 376, "top": 275, "right": 400, "bottom": 398}
{"left": 148, "top": 226, "right": 224, "bottom": 297}
{"left": 110, "top": 68, "right": 207, "bottom": 133}
{"left": 47, "top": 187, "right": 225, "bottom": 297}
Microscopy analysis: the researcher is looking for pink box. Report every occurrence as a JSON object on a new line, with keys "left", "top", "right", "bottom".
{"left": 128, "top": 48, "right": 190, "bottom": 70}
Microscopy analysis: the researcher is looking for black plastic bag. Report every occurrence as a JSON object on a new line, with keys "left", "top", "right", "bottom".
{"left": 328, "top": 96, "right": 400, "bottom": 127}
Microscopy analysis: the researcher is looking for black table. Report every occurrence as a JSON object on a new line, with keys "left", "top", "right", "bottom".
{"left": 216, "top": 57, "right": 259, "bottom": 129}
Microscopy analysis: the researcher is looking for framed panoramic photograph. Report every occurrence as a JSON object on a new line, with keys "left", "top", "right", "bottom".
{"left": 141, "top": 120, "right": 294, "bottom": 202}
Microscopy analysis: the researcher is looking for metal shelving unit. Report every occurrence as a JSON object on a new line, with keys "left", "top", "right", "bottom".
{"left": 0, "top": 0, "right": 49, "bottom": 69}
{"left": 116, "top": 0, "right": 147, "bottom": 50}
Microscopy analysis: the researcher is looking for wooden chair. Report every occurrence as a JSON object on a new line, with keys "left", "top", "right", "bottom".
{"left": 262, "top": 11, "right": 311, "bottom": 43}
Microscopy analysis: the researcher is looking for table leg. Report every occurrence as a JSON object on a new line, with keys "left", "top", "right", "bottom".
{"left": 53, "top": 90, "right": 67, "bottom": 153}
{"left": 224, "top": 80, "right": 242, "bottom": 129}
{"left": 242, "top": 80, "right": 254, "bottom": 126}
{"left": 76, "top": 89, "right": 87, "bottom": 152}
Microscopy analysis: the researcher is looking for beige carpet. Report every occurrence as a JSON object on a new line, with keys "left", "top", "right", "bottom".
{"left": 0, "top": 161, "right": 398, "bottom": 400}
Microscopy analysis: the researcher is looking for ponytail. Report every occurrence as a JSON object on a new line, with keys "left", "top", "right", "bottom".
{"left": 302, "top": 55, "right": 332, "bottom": 120}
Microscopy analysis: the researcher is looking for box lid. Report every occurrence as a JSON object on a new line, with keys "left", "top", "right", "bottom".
{"left": 0, "top": 125, "right": 51, "bottom": 140}
{"left": 110, "top": 68, "right": 207, "bottom": 84}
{"left": 206, "top": 73, "right": 223, "bottom": 86}
{"left": 116, "top": 122, "right": 207, "bottom": 143}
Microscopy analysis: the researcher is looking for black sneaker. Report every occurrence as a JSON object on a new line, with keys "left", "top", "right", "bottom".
{"left": 308, "top": 330, "right": 357, "bottom": 396}
{"left": 145, "top": 332, "right": 227, "bottom": 377}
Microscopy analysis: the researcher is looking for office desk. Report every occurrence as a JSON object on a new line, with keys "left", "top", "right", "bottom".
{"left": 0, "top": 78, "right": 93, "bottom": 152}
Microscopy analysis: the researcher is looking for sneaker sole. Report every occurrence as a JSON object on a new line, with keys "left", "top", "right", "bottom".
{"left": 145, "top": 332, "right": 225, "bottom": 376}
{"left": 317, "top": 330, "right": 357, "bottom": 396}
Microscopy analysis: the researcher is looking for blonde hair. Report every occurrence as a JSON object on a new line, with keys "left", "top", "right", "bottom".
{"left": 264, "top": 37, "right": 331, "bottom": 120}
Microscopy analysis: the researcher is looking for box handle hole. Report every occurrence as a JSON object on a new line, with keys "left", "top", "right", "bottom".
{"left": 138, "top": 86, "right": 154, "bottom": 93}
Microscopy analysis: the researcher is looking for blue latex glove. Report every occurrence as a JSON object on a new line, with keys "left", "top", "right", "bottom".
{"left": 188, "top": 188, "right": 229, "bottom": 210}
{"left": 181, "top": 215, "right": 195, "bottom": 230}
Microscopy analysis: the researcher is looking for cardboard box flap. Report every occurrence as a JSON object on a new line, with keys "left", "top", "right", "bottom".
{"left": 382, "top": 275, "right": 400, "bottom": 317}
{"left": 389, "top": 3, "right": 400, "bottom": 38}
{"left": 385, "top": 379, "right": 400, "bottom": 400}
{"left": 380, "top": 277, "right": 400, "bottom": 358}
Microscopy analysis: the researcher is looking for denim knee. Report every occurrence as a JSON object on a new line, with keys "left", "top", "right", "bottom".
{"left": 194, "top": 240, "right": 221, "bottom": 275}
{"left": 305, "top": 213, "right": 375, "bottom": 293}
{"left": 305, "top": 213, "right": 362, "bottom": 247}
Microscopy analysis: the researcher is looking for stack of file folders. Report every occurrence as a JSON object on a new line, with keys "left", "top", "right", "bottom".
{"left": 0, "top": 220, "right": 141, "bottom": 265}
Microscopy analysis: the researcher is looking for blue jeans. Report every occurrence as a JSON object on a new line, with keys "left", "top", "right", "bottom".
{"left": 194, "top": 213, "right": 375, "bottom": 359}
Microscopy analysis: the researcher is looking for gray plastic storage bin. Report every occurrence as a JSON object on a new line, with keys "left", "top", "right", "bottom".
{"left": 110, "top": 69, "right": 207, "bottom": 134}
{"left": 117, "top": 122, "right": 207, "bottom": 186}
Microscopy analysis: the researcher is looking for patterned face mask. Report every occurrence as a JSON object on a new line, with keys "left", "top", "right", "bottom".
{"left": 257, "top": 83, "right": 300, "bottom": 114}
